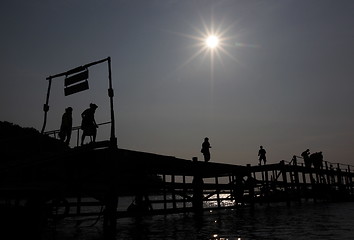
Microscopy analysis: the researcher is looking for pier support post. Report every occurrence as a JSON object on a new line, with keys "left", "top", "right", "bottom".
{"left": 183, "top": 175, "right": 187, "bottom": 209}
{"left": 348, "top": 165, "right": 353, "bottom": 195}
{"left": 292, "top": 162, "right": 301, "bottom": 202}
{"left": 163, "top": 174, "right": 167, "bottom": 210}
{"left": 215, "top": 176, "right": 221, "bottom": 208}
{"left": 325, "top": 162, "right": 331, "bottom": 185}
{"left": 336, "top": 164, "right": 345, "bottom": 199}
{"left": 246, "top": 164, "right": 255, "bottom": 207}
{"left": 103, "top": 148, "right": 118, "bottom": 239}
{"left": 192, "top": 175, "right": 204, "bottom": 213}
{"left": 234, "top": 175, "right": 244, "bottom": 205}
{"left": 172, "top": 175, "right": 177, "bottom": 209}
{"left": 103, "top": 191, "right": 118, "bottom": 239}
{"left": 264, "top": 170, "right": 270, "bottom": 205}
{"left": 192, "top": 158, "right": 204, "bottom": 213}
{"left": 280, "top": 161, "right": 290, "bottom": 206}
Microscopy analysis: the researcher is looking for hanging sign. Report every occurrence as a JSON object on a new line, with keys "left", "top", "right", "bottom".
{"left": 64, "top": 69, "right": 89, "bottom": 96}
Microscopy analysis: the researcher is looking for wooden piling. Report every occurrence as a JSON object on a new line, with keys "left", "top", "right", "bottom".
{"left": 280, "top": 161, "right": 290, "bottom": 205}
{"left": 163, "top": 174, "right": 167, "bottom": 210}
{"left": 171, "top": 175, "right": 177, "bottom": 209}
{"left": 103, "top": 191, "right": 118, "bottom": 239}
{"left": 192, "top": 173, "right": 204, "bottom": 213}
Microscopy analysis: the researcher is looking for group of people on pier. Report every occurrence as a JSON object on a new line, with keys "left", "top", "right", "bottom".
{"left": 201, "top": 139, "right": 268, "bottom": 166}
{"left": 59, "top": 103, "right": 99, "bottom": 146}
{"left": 301, "top": 149, "right": 324, "bottom": 169}
{"left": 60, "top": 109, "right": 324, "bottom": 171}
{"left": 201, "top": 139, "right": 324, "bottom": 170}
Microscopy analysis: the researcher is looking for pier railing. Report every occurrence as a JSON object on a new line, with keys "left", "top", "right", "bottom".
{"left": 44, "top": 121, "right": 111, "bottom": 147}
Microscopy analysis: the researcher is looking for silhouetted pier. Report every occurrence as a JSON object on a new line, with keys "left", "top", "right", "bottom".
{"left": 1, "top": 140, "right": 354, "bottom": 238}
{"left": 2, "top": 58, "right": 351, "bottom": 238}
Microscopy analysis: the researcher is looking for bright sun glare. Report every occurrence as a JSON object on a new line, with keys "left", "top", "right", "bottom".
{"left": 172, "top": 17, "right": 241, "bottom": 70}
{"left": 206, "top": 35, "right": 219, "bottom": 48}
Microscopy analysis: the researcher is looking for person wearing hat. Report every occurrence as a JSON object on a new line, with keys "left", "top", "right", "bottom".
{"left": 81, "top": 103, "right": 98, "bottom": 145}
{"left": 201, "top": 137, "right": 211, "bottom": 162}
{"left": 59, "top": 107, "right": 73, "bottom": 146}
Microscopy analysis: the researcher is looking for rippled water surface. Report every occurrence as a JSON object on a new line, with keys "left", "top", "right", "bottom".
{"left": 51, "top": 201, "right": 354, "bottom": 240}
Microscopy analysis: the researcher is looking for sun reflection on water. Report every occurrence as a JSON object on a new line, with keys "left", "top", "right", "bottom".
{"left": 210, "top": 234, "right": 243, "bottom": 240}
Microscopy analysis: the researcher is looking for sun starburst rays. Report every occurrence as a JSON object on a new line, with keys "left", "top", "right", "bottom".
{"left": 180, "top": 18, "right": 239, "bottom": 69}
{"left": 164, "top": 16, "right": 247, "bottom": 81}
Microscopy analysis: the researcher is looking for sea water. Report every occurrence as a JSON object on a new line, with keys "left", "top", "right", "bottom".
{"left": 47, "top": 199, "right": 354, "bottom": 240}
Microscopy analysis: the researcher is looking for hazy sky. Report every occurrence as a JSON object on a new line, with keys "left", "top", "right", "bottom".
{"left": 1, "top": 0, "right": 354, "bottom": 166}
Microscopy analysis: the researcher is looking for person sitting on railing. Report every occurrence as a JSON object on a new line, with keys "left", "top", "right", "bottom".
{"left": 81, "top": 103, "right": 98, "bottom": 145}
{"left": 59, "top": 107, "right": 73, "bottom": 146}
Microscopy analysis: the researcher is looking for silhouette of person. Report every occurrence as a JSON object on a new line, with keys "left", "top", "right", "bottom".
{"left": 201, "top": 137, "right": 211, "bottom": 162}
{"left": 311, "top": 151, "right": 323, "bottom": 169}
{"left": 59, "top": 107, "right": 73, "bottom": 146}
{"left": 291, "top": 155, "right": 297, "bottom": 165}
{"left": 81, "top": 103, "right": 98, "bottom": 145}
{"left": 301, "top": 149, "right": 311, "bottom": 168}
{"left": 258, "top": 146, "right": 266, "bottom": 165}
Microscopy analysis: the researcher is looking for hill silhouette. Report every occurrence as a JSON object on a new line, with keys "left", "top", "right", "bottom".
{"left": 0, "top": 122, "right": 72, "bottom": 238}
{"left": 0, "top": 121, "right": 68, "bottom": 165}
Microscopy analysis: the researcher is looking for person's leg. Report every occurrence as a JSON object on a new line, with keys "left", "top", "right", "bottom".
{"left": 59, "top": 131, "right": 65, "bottom": 142}
{"left": 205, "top": 153, "right": 210, "bottom": 162}
{"left": 92, "top": 129, "right": 97, "bottom": 142}
{"left": 65, "top": 130, "right": 71, "bottom": 146}
{"left": 81, "top": 133, "right": 86, "bottom": 145}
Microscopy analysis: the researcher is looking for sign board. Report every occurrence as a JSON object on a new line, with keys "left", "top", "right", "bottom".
{"left": 64, "top": 80, "right": 89, "bottom": 96}
{"left": 65, "top": 70, "right": 89, "bottom": 86}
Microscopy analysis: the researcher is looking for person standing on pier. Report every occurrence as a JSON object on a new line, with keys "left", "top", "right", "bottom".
{"left": 291, "top": 155, "right": 297, "bottom": 165}
{"left": 201, "top": 137, "right": 211, "bottom": 162}
{"left": 59, "top": 107, "right": 73, "bottom": 146}
{"left": 301, "top": 149, "right": 311, "bottom": 168}
{"left": 81, "top": 103, "right": 98, "bottom": 145}
{"left": 258, "top": 146, "right": 266, "bottom": 165}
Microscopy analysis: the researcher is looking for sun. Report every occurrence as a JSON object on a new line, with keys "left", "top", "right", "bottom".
{"left": 169, "top": 16, "right": 240, "bottom": 71}
{"left": 205, "top": 35, "right": 219, "bottom": 49}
